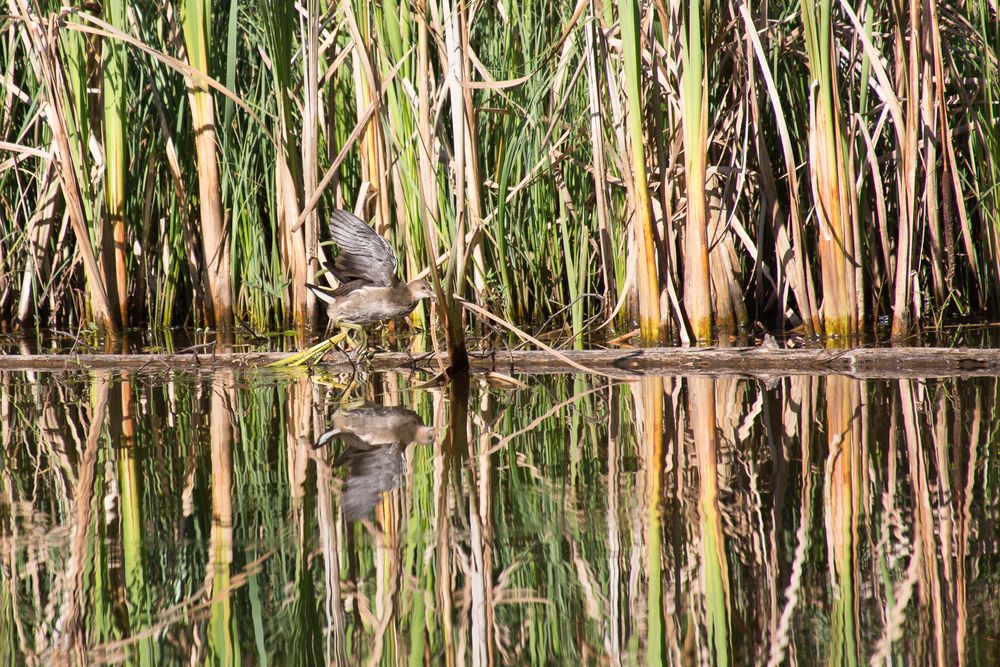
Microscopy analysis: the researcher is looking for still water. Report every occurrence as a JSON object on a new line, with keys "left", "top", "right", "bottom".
{"left": 1, "top": 369, "right": 998, "bottom": 665}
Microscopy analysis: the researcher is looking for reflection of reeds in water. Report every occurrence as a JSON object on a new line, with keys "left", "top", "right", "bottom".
{"left": 823, "top": 375, "right": 860, "bottom": 666}
{"left": 2, "top": 372, "right": 1000, "bottom": 664}
{"left": 768, "top": 376, "right": 817, "bottom": 667}
{"left": 207, "top": 371, "right": 239, "bottom": 665}
{"left": 631, "top": 377, "right": 665, "bottom": 663}
{"left": 57, "top": 374, "right": 110, "bottom": 661}
{"left": 691, "top": 377, "right": 731, "bottom": 666}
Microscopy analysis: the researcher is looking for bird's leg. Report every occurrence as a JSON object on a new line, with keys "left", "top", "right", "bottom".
{"left": 339, "top": 323, "right": 364, "bottom": 348}
{"left": 339, "top": 323, "right": 375, "bottom": 363}
{"left": 358, "top": 327, "right": 376, "bottom": 364}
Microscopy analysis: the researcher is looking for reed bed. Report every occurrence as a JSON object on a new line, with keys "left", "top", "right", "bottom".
{"left": 1, "top": 1, "right": 998, "bottom": 345}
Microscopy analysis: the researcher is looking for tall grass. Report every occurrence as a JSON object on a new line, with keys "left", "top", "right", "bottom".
{"left": 620, "top": 0, "right": 664, "bottom": 343}
{"left": 1, "top": 1, "right": 999, "bottom": 343}
{"left": 102, "top": 0, "right": 129, "bottom": 328}
{"left": 678, "top": 0, "right": 713, "bottom": 341}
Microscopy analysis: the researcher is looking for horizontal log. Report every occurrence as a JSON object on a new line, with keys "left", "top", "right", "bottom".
{"left": 0, "top": 346, "right": 997, "bottom": 379}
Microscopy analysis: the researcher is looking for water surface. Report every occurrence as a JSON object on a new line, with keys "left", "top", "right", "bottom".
{"left": 1, "top": 369, "right": 998, "bottom": 665}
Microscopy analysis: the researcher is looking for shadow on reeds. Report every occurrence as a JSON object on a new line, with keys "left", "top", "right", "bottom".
{"left": 1, "top": 369, "right": 998, "bottom": 664}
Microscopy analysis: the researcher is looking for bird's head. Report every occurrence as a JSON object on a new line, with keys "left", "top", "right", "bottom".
{"left": 406, "top": 279, "right": 435, "bottom": 301}
{"left": 414, "top": 425, "right": 437, "bottom": 445}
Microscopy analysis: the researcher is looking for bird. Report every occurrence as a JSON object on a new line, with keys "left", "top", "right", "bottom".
{"left": 315, "top": 403, "right": 436, "bottom": 450}
{"left": 269, "top": 209, "right": 435, "bottom": 367}
{"left": 315, "top": 403, "right": 435, "bottom": 521}
{"left": 307, "top": 209, "right": 435, "bottom": 330}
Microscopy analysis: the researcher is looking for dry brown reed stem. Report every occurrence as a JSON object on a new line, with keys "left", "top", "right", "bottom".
{"left": 680, "top": 2, "right": 713, "bottom": 342}
{"left": 17, "top": 162, "right": 58, "bottom": 325}
{"left": 811, "top": 98, "right": 858, "bottom": 338}
{"left": 314, "top": 411, "right": 349, "bottom": 663}
{"left": 435, "top": 374, "right": 464, "bottom": 667}
{"left": 800, "top": 0, "right": 860, "bottom": 338}
{"left": 955, "top": 388, "right": 980, "bottom": 667}
{"left": 584, "top": 2, "right": 617, "bottom": 315}
{"left": 441, "top": 0, "right": 470, "bottom": 365}
{"left": 181, "top": 1, "right": 233, "bottom": 331}
{"left": 343, "top": 0, "right": 388, "bottom": 235}
{"left": 415, "top": 0, "right": 439, "bottom": 243}
{"left": 629, "top": 376, "right": 664, "bottom": 659}
{"left": 13, "top": 3, "right": 120, "bottom": 336}
{"left": 923, "top": 0, "right": 975, "bottom": 288}
{"left": 889, "top": 0, "right": 921, "bottom": 337}
{"left": 210, "top": 371, "right": 235, "bottom": 564}
{"left": 691, "top": 376, "right": 732, "bottom": 658}
{"left": 926, "top": 1, "right": 954, "bottom": 296}
{"left": 276, "top": 148, "right": 309, "bottom": 333}
{"left": 299, "top": 0, "right": 321, "bottom": 331}
{"left": 371, "top": 462, "right": 401, "bottom": 666}
{"left": 460, "top": 10, "right": 486, "bottom": 303}
{"left": 603, "top": 384, "right": 623, "bottom": 664}
{"left": 412, "top": 0, "right": 455, "bottom": 369}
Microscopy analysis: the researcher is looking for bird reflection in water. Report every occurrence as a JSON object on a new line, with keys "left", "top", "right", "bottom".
{"left": 317, "top": 403, "right": 435, "bottom": 522}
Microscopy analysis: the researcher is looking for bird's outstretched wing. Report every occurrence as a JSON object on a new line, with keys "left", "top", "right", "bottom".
{"left": 327, "top": 210, "right": 398, "bottom": 286}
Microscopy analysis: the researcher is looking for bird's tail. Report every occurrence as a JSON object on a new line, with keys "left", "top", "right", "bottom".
{"left": 306, "top": 282, "right": 336, "bottom": 304}
{"left": 315, "top": 428, "right": 342, "bottom": 449}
